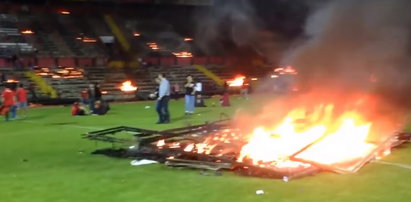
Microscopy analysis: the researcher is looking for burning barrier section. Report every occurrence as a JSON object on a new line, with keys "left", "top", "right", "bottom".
{"left": 84, "top": 118, "right": 411, "bottom": 180}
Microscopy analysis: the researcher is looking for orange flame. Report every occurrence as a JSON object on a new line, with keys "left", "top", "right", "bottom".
{"left": 227, "top": 75, "right": 245, "bottom": 87}
{"left": 147, "top": 42, "right": 159, "bottom": 50}
{"left": 172, "top": 51, "right": 193, "bottom": 58}
{"left": 82, "top": 37, "right": 97, "bottom": 43}
{"left": 235, "top": 96, "right": 397, "bottom": 173}
{"left": 274, "top": 66, "right": 298, "bottom": 75}
{"left": 120, "top": 80, "right": 138, "bottom": 92}
{"left": 59, "top": 10, "right": 70, "bottom": 15}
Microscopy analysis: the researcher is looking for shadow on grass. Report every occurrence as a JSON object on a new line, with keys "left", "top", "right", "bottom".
{"left": 172, "top": 115, "right": 191, "bottom": 122}
{"left": 47, "top": 122, "right": 79, "bottom": 125}
{"left": 24, "top": 115, "right": 47, "bottom": 120}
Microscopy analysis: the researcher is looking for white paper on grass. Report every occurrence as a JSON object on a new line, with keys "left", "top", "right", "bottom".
{"left": 130, "top": 159, "right": 158, "bottom": 166}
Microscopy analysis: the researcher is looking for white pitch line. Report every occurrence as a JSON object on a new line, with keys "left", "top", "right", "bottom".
{"left": 372, "top": 160, "right": 411, "bottom": 170}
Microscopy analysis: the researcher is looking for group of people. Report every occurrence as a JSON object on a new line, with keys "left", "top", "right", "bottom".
{"left": 154, "top": 73, "right": 221, "bottom": 124}
{"left": 0, "top": 83, "right": 28, "bottom": 121}
{"left": 72, "top": 83, "right": 109, "bottom": 116}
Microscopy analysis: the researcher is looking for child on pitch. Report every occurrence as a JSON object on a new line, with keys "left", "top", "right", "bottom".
{"left": 16, "top": 83, "right": 28, "bottom": 118}
{"left": 71, "top": 102, "right": 87, "bottom": 116}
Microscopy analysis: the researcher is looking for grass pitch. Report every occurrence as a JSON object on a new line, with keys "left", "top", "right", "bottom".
{"left": 1, "top": 97, "right": 411, "bottom": 202}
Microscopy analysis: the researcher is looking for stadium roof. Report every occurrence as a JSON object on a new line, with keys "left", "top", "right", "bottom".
{"left": 6, "top": 0, "right": 214, "bottom": 6}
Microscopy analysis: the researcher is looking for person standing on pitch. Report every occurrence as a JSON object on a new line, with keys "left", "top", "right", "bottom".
{"left": 87, "top": 84, "right": 96, "bottom": 111}
{"left": 156, "top": 73, "right": 170, "bottom": 124}
{"left": 1, "top": 85, "right": 15, "bottom": 121}
{"left": 184, "top": 75, "right": 196, "bottom": 115}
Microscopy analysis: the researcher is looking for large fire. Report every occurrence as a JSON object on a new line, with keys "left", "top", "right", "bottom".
{"left": 237, "top": 103, "right": 384, "bottom": 173}
{"left": 120, "top": 80, "right": 138, "bottom": 92}
{"left": 154, "top": 91, "right": 399, "bottom": 175}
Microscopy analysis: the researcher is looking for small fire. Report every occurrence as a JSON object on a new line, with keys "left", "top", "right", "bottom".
{"left": 172, "top": 51, "right": 193, "bottom": 58}
{"left": 133, "top": 32, "right": 141, "bottom": 37}
{"left": 274, "top": 66, "right": 298, "bottom": 75}
{"left": 82, "top": 37, "right": 97, "bottom": 43}
{"left": 184, "top": 37, "right": 194, "bottom": 42}
{"left": 227, "top": 75, "right": 245, "bottom": 87}
{"left": 147, "top": 42, "right": 159, "bottom": 50}
{"left": 59, "top": 10, "right": 70, "bottom": 15}
{"left": 120, "top": 80, "right": 138, "bottom": 92}
{"left": 6, "top": 79, "right": 18, "bottom": 83}
{"left": 21, "top": 29, "right": 34, "bottom": 35}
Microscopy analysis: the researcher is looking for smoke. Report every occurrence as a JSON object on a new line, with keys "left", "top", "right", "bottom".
{"left": 231, "top": 0, "right": 411, "bottom": 135}
{"left": 283, "top": 0, "right": 411, "bottom": 108}
{"left": 194, "top": 0, "right": 286, "bottom": 61}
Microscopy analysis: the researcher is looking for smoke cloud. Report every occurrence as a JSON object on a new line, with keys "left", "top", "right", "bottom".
{"left": 194, "top": 0, "right": 287, "bottom": 61}
{"left": 284, "top": 0, "right": 411, "bottom": 108}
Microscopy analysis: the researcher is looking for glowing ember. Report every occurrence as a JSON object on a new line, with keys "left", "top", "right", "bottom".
{"left": 157, "top": 139, "right": 166, "bottom": 147}
{"left": 184, "top": 37, "right": 194, "bottom": 41}
{"left": 184, "top": 143, "right": 195, "bottom": 152}
{"left": 133, "top": 33, "right": 141, "bottom": 37}
{"left": 120, "top": 80, "right": 138, "bottom": 92}
{"left": 227, "top": 75, "right": 246, "bottom": 87}
{"left": 172, "top": 51, "right": 193, "bottom": 58}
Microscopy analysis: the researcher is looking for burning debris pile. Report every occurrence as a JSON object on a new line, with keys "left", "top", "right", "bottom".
{"left": 84, "top": 103, "right": 411, "bottom": 180}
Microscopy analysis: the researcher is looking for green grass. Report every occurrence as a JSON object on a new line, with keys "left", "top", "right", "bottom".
{"left": 1, "top": 97, "right": 411, "bottom": 202}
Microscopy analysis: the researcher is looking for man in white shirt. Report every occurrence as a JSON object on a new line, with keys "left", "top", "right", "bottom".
{"left": 156, "top": 73, "right": 171, "bottom": 124}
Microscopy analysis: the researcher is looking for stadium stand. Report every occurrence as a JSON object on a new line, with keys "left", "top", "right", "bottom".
{"left": 0, "top": 2, "right": 272, "bottom": 103}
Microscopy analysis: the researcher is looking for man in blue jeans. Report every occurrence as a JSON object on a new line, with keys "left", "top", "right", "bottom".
{"left": 156, "top": 73, "right": 171, "bottom": 124}
{"left": 184, "top": 75, "right": 196, "bottom": 115}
